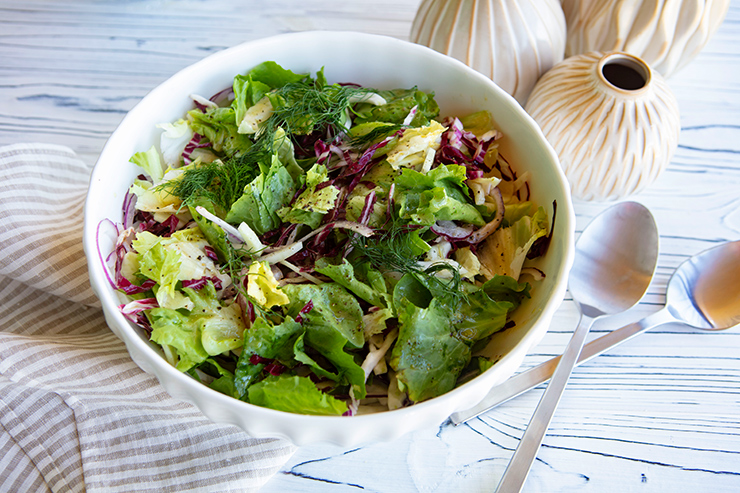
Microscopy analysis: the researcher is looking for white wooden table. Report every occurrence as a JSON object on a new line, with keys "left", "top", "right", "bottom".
{"left": 2, "top": 1, "right": 739, "bottom": 491}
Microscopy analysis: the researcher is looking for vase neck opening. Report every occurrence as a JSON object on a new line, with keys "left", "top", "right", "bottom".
{"left": 598, "top": 53, "right": 651, "bottom": 94}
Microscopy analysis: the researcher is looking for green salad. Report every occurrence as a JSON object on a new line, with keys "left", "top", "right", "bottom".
{"left": 107, "top": 61, "right": 551, "bottom": 416}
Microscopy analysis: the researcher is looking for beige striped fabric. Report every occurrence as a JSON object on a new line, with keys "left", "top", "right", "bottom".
{"left": 0, "top": 144, "right": 296, "bottom": 492}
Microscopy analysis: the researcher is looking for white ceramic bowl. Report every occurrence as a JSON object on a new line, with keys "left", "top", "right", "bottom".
{"left": 83, "top": 31, "right": 575, "bottom": 447}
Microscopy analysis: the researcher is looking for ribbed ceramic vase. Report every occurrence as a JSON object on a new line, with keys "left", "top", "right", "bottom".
{"left": 411, "top": 0, "right": 566, "bottom": 105}
{"left": 562, "top": 0, "right": 730, "bottom": 78}
{"left": 524, "top": 51, "right": 681, "bottom": 201}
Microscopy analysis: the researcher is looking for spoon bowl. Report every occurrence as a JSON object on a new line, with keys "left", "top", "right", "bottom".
{"left": 569, "top": 202, "right": 659, "bottom": 318}
{"left": 667, "top": 241, "right": 740, "bottom": 330}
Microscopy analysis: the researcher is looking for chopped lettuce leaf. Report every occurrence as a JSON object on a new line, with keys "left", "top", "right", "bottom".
{"left": 157, "top": 119, "right": 193, "bottom": 167}
{"left": 345, "top": 184, "right": 386, "bottom": 227}
{"left": 148, "top": 284, "right": 245, "bottom": 372}
{"left": 478, "top": 206, "right": 549, "bottom": 279}
{"left": 133, "top": 228, "right": 230, "bottom": 310}
{"left": 477, "top": 356, "right": 496, "bottom": 374}
{"left": 454, "top": 247, "right": 481, "bottom": 279}
{"left": 362, "top": 160, "right": 401, "bottom": 190}
{"left": 282, "top": 283, "right": 366, "bottom": 398}
{"left": 130, "top": 145, "right": 165, "bottom": 183}
{"left": 225, "top": 155, "right": 296, "bottom": 235}
{"left": 233, "top": 74, "right": 271, "bottom": 133}
{"left": 363, "top": 307, "right": 394, "bottom": 339}
{"left": 188, "top": 106, "right": 252, "bottom": 156}
{"left": 390, "top": 295, "right": 471, "bottom": 403}
{"left": 314, "top": 258, "right": 390, "bottom": 308}
{"left": 186, "top": 284, "right": 246, "bottom": 355}
{"left": 272, "top": 128, "right": 305, "bottom": 181}
{"left": 460, "top": 110, "right": 497, "bottom": 138}
{"left": 248, "top": 374, "right": 348, "bottom": 416}
{"left": 391, "top": 270, "right": 433, "bottom": 309}
{"left": 453, "top": 289, "right": 514, "bottom": 344}
{"left": 385, "top": 120, "right": 445, "bottom": 169}
{"left": 277, "top": 163, "right": 339, "bottom": 228}
{"left": 235, "top": 316, "right": 303, "bottom": 395}
{"left": 292, "top": 332, "right": 342, "bottom": 382}
{"left": 247, "top": 260, "right": 290, "bottom": 308}
{"left": 481, "top": 274, "right": 532, "bottom": 306}
{"left": 139, "top": 242, "right": 189, "bottom": 310}
{"left": 353, "top": 88, "right": 439, "bottom": 127}
{"left": 503, "top": 201, "right": 535, "bottom": 225}
{"left": 148, "top": 307, "right": 209, "bottom": 371}
{"left": 246, "top": 61, "right": 307, "bottom": 89}
{"left": 237, "top": 95, "right": 273, "bottom": 134}
{"left": 129, "top": 167, "right": 185, "bottom": 215}
{"left": 195, "top": 358, "right": 239, "bottom": 398}
{"left": 282, "top": 283, "right": 364, "bottom": 350}
{"left": 209, "top": 373, "right": 238, "bottom": 398}
{"left": 395, "top": 164, "right": 484, "bottom": 226}
{"left": 349, "top": 121, "right": 399, "bottom": 141}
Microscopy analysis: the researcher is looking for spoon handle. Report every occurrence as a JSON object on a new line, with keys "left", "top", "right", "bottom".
{"left": 450, "top": 308, "right": 675, "bottom": 425}
{"left": 495, "top": 313, "right": 596, "bottom": 493}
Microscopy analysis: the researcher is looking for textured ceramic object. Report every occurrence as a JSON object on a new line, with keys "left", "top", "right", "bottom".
{"left": 83, "top": 31, "right": 575, "bottom": 446}
{"left": 525, "top": 51, "right": 681, "bottom": 201}
{"left": 562, "top": 0, "right": 730, "bottom": 78}
{"left": 411, "top": 0, "right": 566, "bottom": 105}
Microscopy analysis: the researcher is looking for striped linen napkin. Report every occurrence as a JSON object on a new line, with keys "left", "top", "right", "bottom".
{"left": 0, "top": 144, "right": 296, "bottom": 492}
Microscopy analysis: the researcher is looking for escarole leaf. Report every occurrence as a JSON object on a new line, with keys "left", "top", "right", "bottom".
{"left": 137, "top": 241, "right": 183, "bottom": 308}
{"left": 281, "top": 283, "right": 365, "bottom": 349}
{"left": 235, "top": 316, "right": 303, "bottom": 397}
{"left": 453, "top": 275, "right": 530, "bottom": 344}
{"left": 248, "top": 374, "right": 348, "bottom": 416}
{"left": 147, "top": 284, "right": 245, "bottom": 372}
{"left": 187, "top": 199, "right": 231, "bottom": 263}
{"left": 247, "top": 61, "right": 307, "bottom": 90}
{"left": 225, "top": 155, "right": 296, "bottom": 235}
{"left": 201, "top": 358, "right": 239, "bottom": 398}
{"left": 185, "top": 284, "right": 245, "bottom": 355}
{"left": 134, "top": 228, "right": 229, "bottom": 310}
{"left": 147, "top": 306, "right": 209, "bottom": 372}
{"left": 130, "top": 145, "right": 165, "bottom": 183}
{"left": 479, "top": 206, "right": 549, "bottom": 279}
{"left": 395, "top": 164, "right": 484, "bottom": 226}
{"left": 385, "top": 120, "right": 445, "bottom": 169}
{"left": 277, "top": 163, "right": 340, "bottom": 228}
{"left": 224, "top": 127, "right": 302, "bottom": 235}
{"left": 188, "top": 106, "right": 253, "bottom": 156}
{"left": 282, "top": 283, "right": 366, "bottom": 399}
{"left": 232, "top": 62, "right": 306, "bottom": 134}
{"left": 314, "top": 258, "right": 390, "bottom": 309}
{"left": 453, "top": 292, "right": 512, "bottom": 344}
{"left": 481, "top": 274, "right": 532, "bottom": 305}
{"left": 390, "top": 291, "right": 471, "bottom": 403}
{"left": 353, "top": 88, "right": 439, "bottom": 127}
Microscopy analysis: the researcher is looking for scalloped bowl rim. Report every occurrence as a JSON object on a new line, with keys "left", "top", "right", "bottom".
{"left": 83, "top": 31, "right": 575, "bottom": 447}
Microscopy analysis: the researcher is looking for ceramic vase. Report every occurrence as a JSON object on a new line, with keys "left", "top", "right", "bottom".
{"left": 410, "top": 0, "right": 566, "bottom": 105}
{"left": 561, "top": 0, "right": 730, "bottom": 78}
{"left": 524, "top": 51, "right": 681, "bottom": 201}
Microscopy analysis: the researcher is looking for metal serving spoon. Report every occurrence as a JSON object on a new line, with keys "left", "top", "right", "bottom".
{"left": 494, "top": 201, "right": 659, "bottom": 493}
{"left": 451, "top": 239, "right": 740, "bottom": 425}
